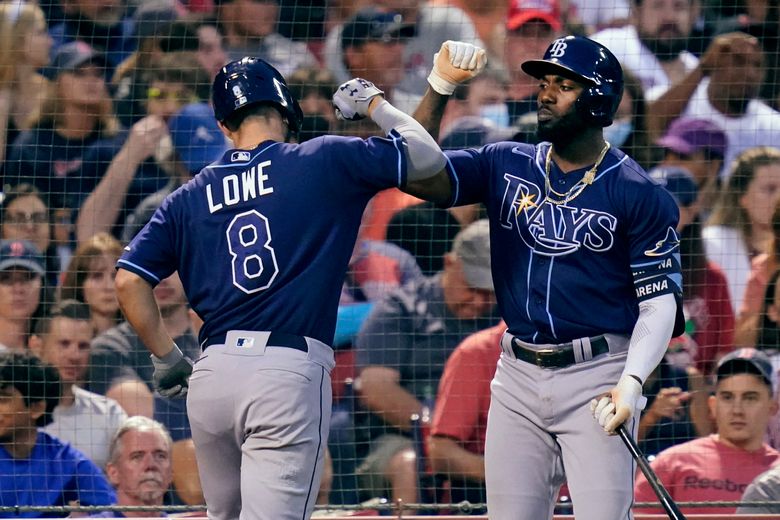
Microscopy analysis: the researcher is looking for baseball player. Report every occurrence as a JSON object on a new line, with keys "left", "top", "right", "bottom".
{"left": 391, "top": 36, "right": 684, "bottom": 519}
{"left": 113, "top": 57, "right": 447, "bottom": 520}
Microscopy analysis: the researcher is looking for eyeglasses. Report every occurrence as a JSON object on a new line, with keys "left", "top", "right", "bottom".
{"left": 147, "top": 87, "right": 198, "bottom": 103}
{"left": 4, "top": 212, "right": 49, "bottom": 225}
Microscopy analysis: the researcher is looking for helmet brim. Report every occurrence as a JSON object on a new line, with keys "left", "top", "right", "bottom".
{"left": 521, "top": 59, "right": 598, "bottom": 86}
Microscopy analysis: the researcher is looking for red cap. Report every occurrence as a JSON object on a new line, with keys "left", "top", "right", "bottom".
{"left": 506, "top": 0, "right": 562, "bottom": 32}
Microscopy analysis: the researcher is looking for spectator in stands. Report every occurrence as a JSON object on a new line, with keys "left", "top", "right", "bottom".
{"left": 91, "top": 416, "right": 174, "bottom": 518}
{"left": 76, "top": 55, "right": 210, "bottom": 243}
{"left": 0, "top": 1, "right": 52, "bottom": 169}
{"left": 113, "top": 20, "right": 222, "bottom": 127}
{"left": 354, "top": 220, "right": 498, "bottom": 506}
{"left": 591, "top": 0, "right": 700, "bottom": 97}
{"left": 5, "top": 42, "right": 120, "bottom": 214}
{"left": 503, "top": 0, "right": 563, "bottom": 121}
{"left": 756, "top": 269, "right": 780, "bottom": 353}
{"left": 0, "top": 184, "right": 62, "bottom": 286}
{"left": 737, "top": 464, "right": 780, "bottom": 515}
{"left": 121, "top": 102, "right": 229, "bottom": 243}
{"left": 609, "top": 69, "right": 658, "bottom": 170}
{"left": 88, "top": 272, "right": 198, "bottom": 415}
{"left": 650, "top": 167, "right": 734, "bottom": 375}
{"left": 49, "top": 0, "right": 134, "bottom": 69}
{"left": 437, "top": 69, "right": 511, "bottom": 134}
{"left": 737, "top": 198, "right": 780, "bottom": 348}
{"left": 704, "top": 146, "right": 780, "bottom": 313}
{"left": 0, "top": 350, "right": 116, "bottom": 516}
{"left": 0, "top": 239, "right": 47, "bottom": 350}
{"left": 646, "top": 32, "right": 780, "bottom": 169}
{"left": 337, "top": 8, "right": 415, "bottom": 107}
{"left": 427, "top": 322, "right": 504, "bottom": 511}
{"left": 216, "top": 0, "right": 317, "bottom": 77}
{"left": 634, "top": 348, "right": 780, "bottom": 515}
{"left": 60, "top": 233, "right": 123, "bottom": 336}
{"left": 654, "top": 118, "right": 728, "bottom": 218}
{"left": 30, "top": 299, "right": 127, "bottom": 469}
{"left": 325, "top": 0, "right": 481, "bottom": 113}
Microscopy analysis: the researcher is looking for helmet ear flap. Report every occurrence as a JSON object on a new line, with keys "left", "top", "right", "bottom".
{"left": 576, "top": 86, "right": 622, "bottom": 127}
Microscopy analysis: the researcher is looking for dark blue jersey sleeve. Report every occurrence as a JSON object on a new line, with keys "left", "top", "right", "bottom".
{"left": 319, "top": 131, "right": 408, "bottom": 191}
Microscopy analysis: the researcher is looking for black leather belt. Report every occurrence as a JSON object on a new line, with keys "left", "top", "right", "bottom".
{"left": 511, "top": 336, "right": 609, "bottom": 368}
{"left": 202, "top": 331, "right": 308, "bottom": 352}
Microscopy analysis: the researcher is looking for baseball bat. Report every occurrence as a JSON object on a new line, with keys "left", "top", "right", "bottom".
{"left": 616, "top": 424, "right": 687, "bottom": 520}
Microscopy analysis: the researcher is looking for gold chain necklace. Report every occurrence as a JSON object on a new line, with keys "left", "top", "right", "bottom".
{"left": 544, "top": 142, "right": 611, "bottom": 206}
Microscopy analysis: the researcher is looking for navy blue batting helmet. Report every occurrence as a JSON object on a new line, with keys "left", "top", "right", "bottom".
{"left": 212, "top": 57, "right": 304, "bottom": 132}
{"left": 521, "top": 35, "right": 623, "bottom": 127}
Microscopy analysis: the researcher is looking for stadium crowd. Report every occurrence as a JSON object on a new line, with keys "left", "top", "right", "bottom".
{"left": 0, "top": 0, "right": 779, "bottom": 515}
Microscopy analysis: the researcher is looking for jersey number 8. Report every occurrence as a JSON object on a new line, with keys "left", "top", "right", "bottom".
{"left": 226, "top": 210, "right": 279, "bottom": 294}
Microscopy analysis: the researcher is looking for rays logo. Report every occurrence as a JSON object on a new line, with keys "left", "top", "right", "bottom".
{"left": 499, "top": 174, "right": 617, "bottom": 256}
{"left": 644, "top": 227, "right": 680, "bottom": 256}
{"left": 548, "top": 39, "right": 568, "bottom": 58}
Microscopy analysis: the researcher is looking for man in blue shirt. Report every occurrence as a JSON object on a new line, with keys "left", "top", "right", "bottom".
{"left": 0, "top": 351, "right": 115, "bottom": 518}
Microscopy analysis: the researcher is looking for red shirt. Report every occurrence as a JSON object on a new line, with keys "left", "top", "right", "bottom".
{"left": 430, "top": 323, "right": 503, "bottom": 455}
{"left": 689, "top": 262, "right": 736, "bottom": 375}
{"left": 634, "top": 435, "right": 780, "bottom": 514}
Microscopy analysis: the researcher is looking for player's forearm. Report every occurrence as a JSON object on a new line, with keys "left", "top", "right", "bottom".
{"left": 622, "top": 293, "right": 677, "bottom": 384}
{"left": 76, "top": 146, "right": 142, "bottom": 243}
{"left": 645, "top": 66, "right": 705, "bottom": 140}
{"left": 115, "top": 269, "right": 175, "bottom": 359}
{"left": 412, "top": 87, "right": 450, "bottom": 141}
{"left": 427, "top": 435, "right": 485, "bottom": 482}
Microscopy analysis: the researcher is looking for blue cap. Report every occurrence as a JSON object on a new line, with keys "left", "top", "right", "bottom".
{"left": 169, "top": 103, "right": 228, "bottom": 174}
{"left": 341, "top": 8, "right": 416, "bottom": 50}
{"left": 0, "top": 240, "right": 44, "bottom": 275}
{"left": 648, "top": 166, "right": 698, "bottom": 207}
{"left": 47, "top": 41, "right": 106, "bottom": 79}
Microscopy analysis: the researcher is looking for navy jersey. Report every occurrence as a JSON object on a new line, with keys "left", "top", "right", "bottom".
{"left": 445, "top": 142, "right": 681, "bottom": 344}
{"left": 118, "top": 133, "right": 407, "bottom": 346}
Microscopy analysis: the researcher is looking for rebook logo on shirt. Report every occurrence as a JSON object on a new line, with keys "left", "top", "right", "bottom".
{"left": 682, "top": 476, "right": 747, "bottom": 493}
{"left": 499, "top": 174, "right": 617, "bottom": 256}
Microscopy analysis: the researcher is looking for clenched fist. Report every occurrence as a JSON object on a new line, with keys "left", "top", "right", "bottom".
{"left": 428, "top": 40, "right": 487, "bottom": 95}
{"left": 332, "top": 78, "right": 384, "bottom": 121}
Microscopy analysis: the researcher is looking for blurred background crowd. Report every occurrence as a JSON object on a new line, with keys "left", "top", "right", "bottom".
{"left": 0, "top": 0, "right": 779, "bottom": 515}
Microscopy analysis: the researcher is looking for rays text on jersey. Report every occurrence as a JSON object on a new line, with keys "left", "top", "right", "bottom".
{"left": 207, "top": 160, "right": 274, "bottom": 214}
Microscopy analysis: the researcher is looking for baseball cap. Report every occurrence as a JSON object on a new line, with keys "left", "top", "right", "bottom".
{"left": 452, "top": 219, "right": 493, "bottom": 291}
{"left": 47, "top": 41, "right": 107, "bottom": 78}
{"left": 0, "top": 240, "right": 44, "bottom": 276}
{"left": 168, "top": 103, "right": 229, "bottom": 174}
{"left": 506, "top": 0, "right": 562, "bottom": 32}
{"left": 131, "top": 0, "right": 179, "bottom": 41}
{"left": 655, "top": 118, "right": 728, "bottom": 159}
{"left": 341, "top": 8, "right": 416, "bottom": 50}
{"left": 648, "top": 166, "right": 698, "bottom": 207}
{"left": 716, "top": 348, "right": 774, "bottom": 390}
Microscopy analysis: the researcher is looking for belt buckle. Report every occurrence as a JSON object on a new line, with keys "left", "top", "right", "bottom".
{"left": 534, "top": 348, "right": 556, "bottom": 367}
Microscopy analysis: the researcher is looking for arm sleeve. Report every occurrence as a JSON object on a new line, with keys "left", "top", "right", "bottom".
{"left": 737, "top": 473, "right": 780, "bottom": 514}
{"left": 370, "top": 100, "right": 446, "bottom": 181}
{"left": 354, "top": 293, "right": 413, "bottom": 372}
{"left": 621, "top": 292, "right": 677, "bottom": 384}
{"left": 72, "top": 454, "right": 117, "bottom": 505}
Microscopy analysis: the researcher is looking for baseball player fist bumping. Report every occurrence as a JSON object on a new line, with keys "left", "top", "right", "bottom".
{"left": 428, "top": 40, "right": 487, "bottom": 95}
{"left": 591, "top": 375, "right": 646, "bottom": 434}
{"left": 150, "top": 344, "right": 193, "bottom": 398}
{"left": 332, "top": 78, "right": 384, "bottom": 121}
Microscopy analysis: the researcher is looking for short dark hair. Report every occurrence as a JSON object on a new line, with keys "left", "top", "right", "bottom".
{"left": 0, "top": 351, "right": 60, "bottom": 427}
{"left": 33, "top": 299, "right": 92, "bottom": 337}
{"left": 222, "top": 103, "right": 284, "bottom": 132}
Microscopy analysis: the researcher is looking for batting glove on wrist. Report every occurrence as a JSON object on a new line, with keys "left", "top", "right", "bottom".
{"left": 332, "top": 78, "right": 384, "bottom": 121}
{"left": 590, "top": 375, "right": 646, "bottom": 434}
{"left": 151, "top": 344, "right": 193, "bottom": 399}
{"left": 427, "top": 40, "right": 487, "bottom": 95}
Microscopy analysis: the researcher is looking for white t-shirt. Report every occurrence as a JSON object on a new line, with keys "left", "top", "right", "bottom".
{"left": 682, "top": 78, "right": 780, "bottom": 174}
{"left": 591, "top": 25, "right": 699, "bottom": 98}
{"left": 44, "top": 386, "right": 128, "bottom": 469}
{"left": 701, "top": 225, "right": 751, "bottom": 314}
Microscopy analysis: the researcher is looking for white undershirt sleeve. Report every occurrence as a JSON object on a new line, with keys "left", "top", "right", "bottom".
{"left": 621, "top": 292, "right": 677, "bottom": 384}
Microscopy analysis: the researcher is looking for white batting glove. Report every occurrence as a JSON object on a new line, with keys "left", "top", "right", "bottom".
{"left": 590, "top": 375, "right": 646, "bottom": 434}
{"left": 151, "top": 344, "right": 194, "bottom": 399}
{"left": 332, "top": 78, "right": 385, "bottom": 121}
{"left": 427, "top": 40, "right": 487, "bottom": 95}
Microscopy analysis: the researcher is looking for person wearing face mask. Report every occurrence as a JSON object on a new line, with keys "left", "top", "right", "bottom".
{"left": 602, "top": 69, "right": 658, "bottom": 169}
